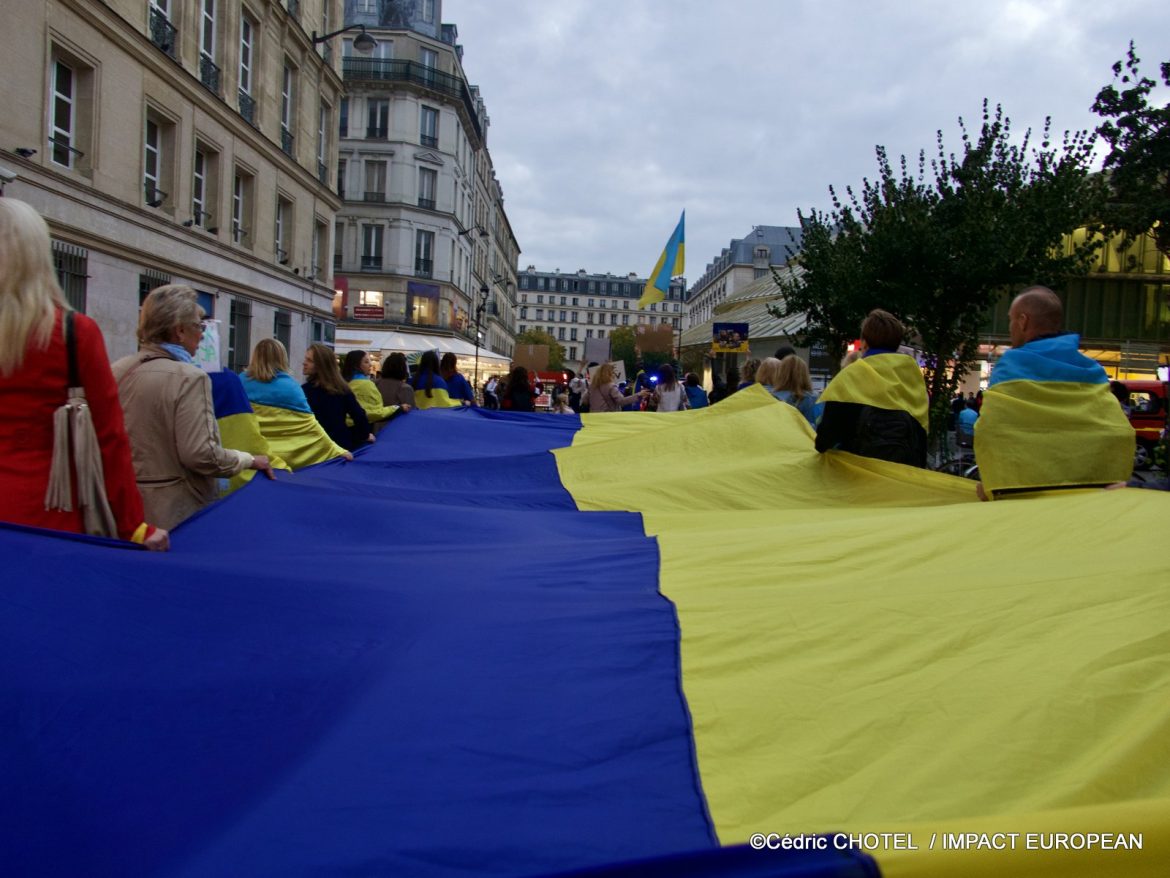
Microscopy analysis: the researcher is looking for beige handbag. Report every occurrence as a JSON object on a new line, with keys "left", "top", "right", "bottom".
{"left": 44, "top": 311, "right": 119, "bottom": 538}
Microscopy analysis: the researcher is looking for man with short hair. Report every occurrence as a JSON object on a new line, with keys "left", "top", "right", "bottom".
{"left": 440, "top": 353, "right": 475, "bottom": 405}
{"left": 975, "top": 286, "right": 1134, "bottom": 499}
{"left": 815, "top": 308, "right": 929, "bottom": 467}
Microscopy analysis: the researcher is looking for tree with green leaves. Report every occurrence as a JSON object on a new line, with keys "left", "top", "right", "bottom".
{"left": 771, "top": 102, "right": 1105, "bottom": 441}
{"left": 608, "top": 326, "right": 637, "bottom": 377}
{"left": 514, "top": 328, "right": 565, "bottom": 370}
{"left": 1092, "top": 42, "right": 1170, "bottom": 258}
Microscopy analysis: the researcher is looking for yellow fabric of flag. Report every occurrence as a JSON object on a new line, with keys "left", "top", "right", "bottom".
{"left": 819, "top": 353, "right": 930, "bottom": 431}
{"left": 251, "top": 403, "right": 348, "bottom": 470}
{"left": 555, "top": 384, "right": 1170, "bottom": 876}
{"left": 347, "top": 378, "right": 400, "bottom": 428}
{"left": 215, "top": 410, "right": 290, "bottom": 494}
{"left": 975, "top": 380, "right": 1135, "bottom": 497}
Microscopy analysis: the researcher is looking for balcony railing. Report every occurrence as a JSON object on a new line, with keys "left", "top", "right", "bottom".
{"left": 417, "top": 197, "right": 436, "bottom": 210}
{"left": 361, "top": 256, "right": 383, "bottom": 271}
{"left": 238, "top": 91, "right": 257, "bottom": 127}
{"left": 420, "top": 134, "right": 438, "bottom": 148}
{"left": 343, "top": 58, "right": 484, "bottom": 142}
{"left": 414, "top": 258, "right": 433, "bottom": 278}
{"left": 199, "top": 55, "right": 221, "bottom": 95}
{"left": 149, "top": 9, "right": 177, "bottom": 59}
{"left": 280, "top": 127, "right": 294, "bottom": 156}
{"left": 366, "top": 125, "right": 387, "bottom": 139}
{"left": 364, "top": 192, "right": 386, "bottom": 203}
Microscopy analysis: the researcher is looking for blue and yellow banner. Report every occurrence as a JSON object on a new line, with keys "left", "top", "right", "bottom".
{"left": 2, "top": 387, "right": 1167, "bottom": 877}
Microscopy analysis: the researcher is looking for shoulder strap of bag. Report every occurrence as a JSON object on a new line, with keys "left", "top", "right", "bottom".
{"left": 65, "top": 310, "right": 80, "bottom": 391}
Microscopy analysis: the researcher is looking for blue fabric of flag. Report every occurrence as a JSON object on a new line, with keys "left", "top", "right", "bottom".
{"left": 240, "top": 370, "right": 313, "bottom": 413}
{"left": 0, "top": 407, "right": 725, "bottom": 878}
{"left": 639, "top": 211, "right": 685, "bottom": 308}
{"left": 208, "top": 369, "right": 254, "bottom": 418}
{"left": 987, "top": 333, "right": 1108, "bottom": 386}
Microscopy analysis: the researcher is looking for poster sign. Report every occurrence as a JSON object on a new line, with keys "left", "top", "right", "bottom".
{"left": 712, "top": 322, "right": 750, "bottom": 354}
{"left": 512, "top": 344, "right": 549, "bottom": 373}
{"left": 193, "top": 320, "right": 222, "bottom": 372}
{"left": 584, "top": 337, "right": 611, "bottom": 367}
{"left": 609, "top": 360, "right": 627, "bottom": 385}
{"left": 636, "top": 323, "right": 674, "bottom": 354}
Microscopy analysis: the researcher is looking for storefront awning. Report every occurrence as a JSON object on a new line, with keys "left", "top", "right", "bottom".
{"left": 334, "top": 327, "right": 511, "bottom": 369}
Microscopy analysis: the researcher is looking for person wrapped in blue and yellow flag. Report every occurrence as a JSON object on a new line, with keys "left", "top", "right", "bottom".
{"left": 209, "top": 369, "right": 290, "bottom": 495}
{"left": 815, "top": 309, "right": 929, "bottom": 467}
{"left": 341, "top": 349, "right": 400, "bottom": 430}
{"left": 975, "top": 286, "right": 1135, "bottom": 499}
{"left": 240, "top": 339, "right": 351, "bottom": 470}
{"left": 410, "top": 350, "right": 463, "bottom": 410}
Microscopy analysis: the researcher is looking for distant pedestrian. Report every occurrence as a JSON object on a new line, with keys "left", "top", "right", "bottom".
{"left": 684, "top": 373, "right": 709, "bottom": 409}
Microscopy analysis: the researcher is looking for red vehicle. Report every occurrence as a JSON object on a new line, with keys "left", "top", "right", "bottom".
{"left": 1120, "top": 379, "right": 1168, "bottom": 468}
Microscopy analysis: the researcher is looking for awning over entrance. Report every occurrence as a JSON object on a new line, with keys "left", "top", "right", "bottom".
{"left": 334, "top": 327, "right": 511, "bottom": 371}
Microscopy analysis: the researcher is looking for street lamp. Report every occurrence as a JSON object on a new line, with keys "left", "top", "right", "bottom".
{"left": 311, "top": 24, "right": 378, "bottom": 54}
{"left": 473, "top": 284, "right": 490, "bottom": 396}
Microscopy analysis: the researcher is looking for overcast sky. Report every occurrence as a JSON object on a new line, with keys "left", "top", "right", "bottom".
{"left": 442, "top": 0, "right": 1170, "bottom": 286}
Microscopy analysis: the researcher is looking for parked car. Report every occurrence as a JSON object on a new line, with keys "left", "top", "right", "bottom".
{"left": 1120, "top": 379, "right": 1169, "bottom": 469}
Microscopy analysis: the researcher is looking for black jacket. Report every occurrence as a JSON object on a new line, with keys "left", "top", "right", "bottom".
{"left": 815, "top": 401, "right": 927, "bottom": 468}
{"left": 302, "top": 381, "right": 372, "bottom": 451}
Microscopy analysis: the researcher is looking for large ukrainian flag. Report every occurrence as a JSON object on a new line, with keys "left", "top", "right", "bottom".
{"left": 2, "top": 388, "right": 1167, "bottom": 877}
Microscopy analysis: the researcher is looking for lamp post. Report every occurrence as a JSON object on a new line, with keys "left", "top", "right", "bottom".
{"left": 474, "top": 284, "right": 490, "bottom": 399}
{"left": 311, "top": 24, "right": 378, "bottom": 54}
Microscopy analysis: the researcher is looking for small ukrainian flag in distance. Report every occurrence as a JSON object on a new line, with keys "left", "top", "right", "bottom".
{"left": 638, "top": 211, "right": 685, "bottom": 308}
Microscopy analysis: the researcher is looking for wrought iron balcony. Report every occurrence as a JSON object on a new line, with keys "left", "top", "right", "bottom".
{"left": 199, "top": 56, "right": 221, "bottom": 95}
{"left": 149, "top": 9, "right": 177, "bottom": 59}
{"left": 414, "top": 258, "right": 433, "bottom": 278}
{"left": 361, "top": 256, "right": 383, "bottom": 271}
{"left": 363, "top": 192, "right": 386, "bottom": 203}
{"left": 417, "top": 197, "right": 436, "bottom": 210}
{"left": 420, "top": 134, "right": 438, "bottom": 148}
{"left": 366, "top": 125, "right": 387, "bottom": 139}
{"left": 280, "top": 127, "right": 294, "bottom": 156}
{"left": 238, "top": 91, "right": 257, "bottom": 127}
{"left": 342, "top": 58, "right": 484, "bottom": 142}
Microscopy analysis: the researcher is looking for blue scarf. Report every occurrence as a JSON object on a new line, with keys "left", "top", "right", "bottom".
{"left": 160, "top": 343, "right": 194, "bottom": 364}
{"left": 240, "top": 370, "right": 313, "bottom": 413}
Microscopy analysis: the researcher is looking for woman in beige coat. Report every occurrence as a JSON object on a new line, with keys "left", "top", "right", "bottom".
{"left": 112, "top": 285, "right": 273, "bottom": 529}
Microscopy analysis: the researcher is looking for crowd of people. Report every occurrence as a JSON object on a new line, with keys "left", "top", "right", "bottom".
{"left": 0, "top": 197, "right": 1149, "bottom": 550}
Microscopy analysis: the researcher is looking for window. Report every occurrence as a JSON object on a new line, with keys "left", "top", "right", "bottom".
{"left": 238, "top": 14, "right": 256, "bottom": 123}
{"left": 339, "top": 98, "right": 348, "bottom": 138}
{"left": 50, "top": 61, "right": 75, "bottom": 167}
{"left": 597, "top": 329, "right": 605, "bottom": 338}
{"left": 588, "top": 298, "right": 594, "bottom": 307}
{"left": 586, "top": 313, "right": 593, "bottom": 324}
{"left": 337, "top": 159, "right": 346, "bottom": 199}
{"left": 53, "top": 241, "right": 88, "bottom": 313}
{"left": 609, "top": 314, "right": 617, "bottom": 325}
{"left": 536, "top": 295, "right": 543, "bottom": 304}
{"left": 199, "top": 0, "right": 219, "bottom": 93}
{"left": 570, "top": 328, "right": 578, "bottom": 341}
{"left": 280, "top": 61, "right": 296, "bottom": 155}
{"left": 520, "top": 307, "right": 528, "bottom": 319}
{"left": 535, "top": 309, "right": 544, "bottom": 320}
{"left": 355, "top": 0, "right": 375, "bottom": 12}
{"left": 361, "top": 224, "right": 383, "bottom": 269}
{"left": 421, "top": 0, "right": 434, "bottom": 23}
{"left": 228, "top": 298, "right": 251, "bottom": 372}
{"left": 143, "top": 110, "right": 174, "bottom": 208}
{"left": 363, "top": 160, "right": 386, "bottom": 201}
{"left": 560, "top": 296, "right": 567, "bottom": 305}
{"left": 571, "top": 311, "right": 578, "bottom": 322}
{"left": 420, "top": 106, "right": 438, "bottom": 147}
{"left": 274, "top": 310, "right": 292, "bottom": 349}
{"left": 558, "top": 328, "right": 566, "bottom": 341}
{"left": 333, "top": 220, "right": 344, "bottom": 269}
{"left": 367, "top": 99, "right": 389, "bottom": 138}
{"left": 418, "top": 167, "right": 437, "bottom": 209}
{"left": 317, "top": 102, "right": 330, "bottom": 182}
{"left": 49, "top": 51, "right": 93, "bottom": 171}
{"left": 275, "top": 196, "right": 292, "bottom": 263}
{"left": 569, "top": 346, "right": 577, "bottom": 360}
{"left": 358, "top": 290, "right": 383, "bottom": 306}
{"left": 232, "top": 169, "right": 253, "bottom": 244}
{"left": 420, "top": 46, "right": 437, "bottom": 69}
{"left": 192, "top": 144, "right": 217, "bottom": 229}
{"left": 415, "top": 230, "right": 435, "bottom": 278}
{"left": 311, "top": 320, "right": 335, "bottom": 345}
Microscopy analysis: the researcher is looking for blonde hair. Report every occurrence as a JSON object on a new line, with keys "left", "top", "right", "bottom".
{"left": 591, "top": 363, "right": 616, "bottom": 388}
{"left": 139, "top": 284, "right": 202, "bottom": 345}
{"left": 246, "top": 338, "right": 290, "bottom": 383}
{"left": 774, "top": 354, "right": 813, "bottom": 401}
{"left": 755, "top": 357, "right": 784, "bottom": 388}
{"left": 0, "top": 199, "right": 67, "bottom": 376}
{"left": 741, "top": 358, "right": 761, "bottom": 384}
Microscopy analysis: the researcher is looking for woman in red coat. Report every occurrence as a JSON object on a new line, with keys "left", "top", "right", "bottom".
{"left": 0, "top": 199, "right": 168, "bottom": 549}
